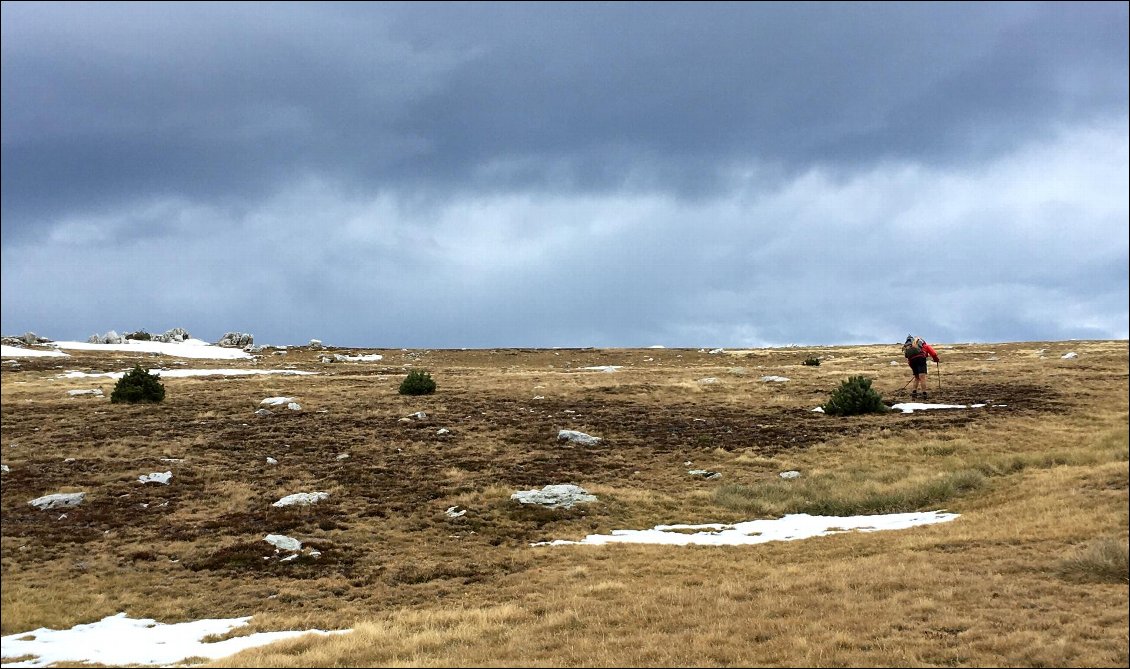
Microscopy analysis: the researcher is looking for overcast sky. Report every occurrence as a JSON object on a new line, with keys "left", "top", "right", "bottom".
{"left": 2, "top": 2, "right": 1127, "bottom": 348}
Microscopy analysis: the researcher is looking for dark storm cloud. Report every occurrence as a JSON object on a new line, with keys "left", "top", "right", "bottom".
{"left": 4, "top": 2, "right": 1126, "bottom": 238}
{"left": 2, "top": 2, "right": 1126, "bottom": 347}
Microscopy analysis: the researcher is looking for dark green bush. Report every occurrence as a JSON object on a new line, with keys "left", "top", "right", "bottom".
{"left": 399, "top": 369, "right": 436, "bottom": 396}
{"left": 803, "top": 357, "right": 821, "bottom": 366}
{"left": 821, "top": 375, "right": 887, "bottom": 416}
{"left": 111, "top": 364, "right": 166, "bottom": 404}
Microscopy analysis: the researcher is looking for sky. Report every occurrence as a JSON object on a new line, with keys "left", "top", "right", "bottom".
{"left": 2, "top": 2, "right": 1127, "bottom": 349}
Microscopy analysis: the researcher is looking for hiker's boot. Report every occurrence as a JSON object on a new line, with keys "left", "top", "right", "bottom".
{"left": 911, "top": 391, "right": 918, "bottom": 400}
{"left": 922, "top": 392, "right": 928, "bottom": 400}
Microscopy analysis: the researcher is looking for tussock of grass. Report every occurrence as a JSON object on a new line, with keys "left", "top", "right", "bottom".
{"left": 972, "top": 428, "right": 1128, "bottom": 477}
{"left": 1058, "top": 537, "right": 1130, "bottom": 584}
{"left": 714, "top": 469, "right": 986, "bottom": 517}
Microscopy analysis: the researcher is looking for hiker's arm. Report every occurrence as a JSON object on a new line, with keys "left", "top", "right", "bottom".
{"left": 923, "top": 343, "right": 939, "bottom": 362}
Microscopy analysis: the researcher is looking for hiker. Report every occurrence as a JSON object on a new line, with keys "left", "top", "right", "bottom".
{"left": 903, "top": 335, "right": 940, "bottom": 400}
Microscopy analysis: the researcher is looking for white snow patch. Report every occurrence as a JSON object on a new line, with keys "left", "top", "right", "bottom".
{"left": 1, "top": 345, "right": 69, "bottom": 358}
{"left": 537, "top": 511, "right": 959, "bottom": 546}
{"left": 0, "top": 613, "right": 348, "bottom": 668}
{"left": 49, "top": 339, "right": 252, "bottom": 359}
{"left": 890, "top": 402, "right": 987, "bottom": 414}
{"left": 60, "top": 368, "right": 315, "bottom": 380}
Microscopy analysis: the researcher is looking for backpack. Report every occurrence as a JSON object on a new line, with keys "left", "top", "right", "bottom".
{"left": 904, "top": 336, "right": 925, "bottom": 358}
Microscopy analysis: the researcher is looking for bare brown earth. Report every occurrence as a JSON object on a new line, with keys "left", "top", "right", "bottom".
{"left": 1, "top": 340, "right": 1126, "bottom": 667}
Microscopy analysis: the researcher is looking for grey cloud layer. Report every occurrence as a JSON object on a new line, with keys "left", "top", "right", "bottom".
{"left": 1, "top": 2, "right": 1126, "bottom": 346}
{"left": 4, "top": 2, "right": 1125, "bottom": 230}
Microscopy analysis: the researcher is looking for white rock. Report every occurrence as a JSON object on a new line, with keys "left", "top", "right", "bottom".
{"left": 557, "top": 429, "right": 601, "bottom": 446}
{"left": 1061, "top": 352, "right": 1078, "bottom": 359}
{"left": 266, "top": 457, "right": 278, "bottom": 465}
{"left": 779, "top": 470, "right": 801, "bottom": 479}
{"left": 138, "top": 471, "right": 172, "bottom": 485}
{"left": 760, "top": 375, "right": 790, "bottom": 382}
{"left": 264, "top": 534, "right": 302, "bottom": 552}
{"left": 286, "top": 402, "right": 302, "bottom": 411}
{"left": 29, "top": 492, "right": 85, "bottom": 510}
{"left": 511, "top": 484, "right": 597, "bottom": 509}
{"left": 688, "top": 469, "right": 722, "bottom": 480}
{"left": 272, "top": 492, "right": 329, "bottom": 508}
{"left": 445, "top": 506, "right": 467, "bottom": 518}
{"left": 260, "top": 396, "right": 294, "bottom": 406}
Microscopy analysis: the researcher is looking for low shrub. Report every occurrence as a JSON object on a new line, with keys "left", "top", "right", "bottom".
{"left": 803, "top": 357, "right": 821, "bottom": 366}
{"left": 110, "top": 364, "right": 166, "bottom": 404}
{"left": 821, "top": 375, "right": 886, "bottom": 416}
{"left": 399, "top": 369, "right": 437, "bottom": 396}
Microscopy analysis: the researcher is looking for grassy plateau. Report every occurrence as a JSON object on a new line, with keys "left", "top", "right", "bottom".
{"left": 1, "top": 339, "right": 1126, "bottom": 667}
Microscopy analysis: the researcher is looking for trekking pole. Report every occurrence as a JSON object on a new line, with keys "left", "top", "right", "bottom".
{"left": 936, "top": 360, "right": 942, "bottom": 389}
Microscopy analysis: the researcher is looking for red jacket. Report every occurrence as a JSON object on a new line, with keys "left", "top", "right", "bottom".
{"left": 906, "top": 342, "right": 940, "bottom": 364}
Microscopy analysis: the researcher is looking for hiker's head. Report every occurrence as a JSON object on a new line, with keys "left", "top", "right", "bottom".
{"left": 905, "top": 335, "right": 913, "bottom": 345}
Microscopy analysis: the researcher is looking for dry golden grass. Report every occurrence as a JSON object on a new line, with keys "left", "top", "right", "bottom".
{"left": 1, "top": 339, "right": 1126, "bottom": 667}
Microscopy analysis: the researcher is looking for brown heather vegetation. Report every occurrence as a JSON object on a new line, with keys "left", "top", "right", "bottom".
{"left": 1, "top": 339, "right": 1126, "bottom": 667}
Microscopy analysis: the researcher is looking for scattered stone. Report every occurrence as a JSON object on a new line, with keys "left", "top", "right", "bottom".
{"left": 261, "top": 397, "right": 295, "bottom": 406}
{"left": 335, "top": 453, "right": 350, "bottom": 460}
{"left": 779, "top": 470, "right": 802, "bottom": 479}
{"left": 408, "top": 411, "right": 427, "bottom": 420}
{"left": 67, "top": 389, "right": 104, "bottom": 397}
{"left": 688, "top": 469, "right": 722, "bottom": 480}
{"left": 153, "top": 328, "right": 191, "bottom": 343}
{"left": 309, "top": 339, "right": 323, "bottom": 349}
{"left": 0, "top": 464, "right": 8, "bottom": 474}
{"left": 266, "top": 457, "right": 278, "bottom": 465}
{"left": 264, "top": 534, "right": 302, "bottom": 552}
{"left": 286, "top": 402, "right": 302, "bottom": 411}
{"left": 511, "top": 484, "right": 597, "bottom": 509}
{"left": 557, "top": 429, "right": 601, "bottom": 446}
{"left": 272, "top": 491, "right": 329, "bottom": 508}
{"left": 218, "top": 332, "right": 254, "bottom": 348}
{"left": 139, "top": 471, "right": 172, "bottom": 485}
{"left": 255, "top": 409, "right": 272, "bottom": 417}
{"left": 88, "top": 330, "right": 125, "bottom": 345}
{"left": 436, "top": 428, "right": 451, "bottom": 436}
{"left": 1061, "top": 352, "right": 1078, "bottom": 359}
{"left": 29, "top": 492, "right": 85, "bottom": 510}
{"left": 445, "top": 506, "right": 467, "bottom": 518}
{"left": 760, "top": 375, "right": 790, "bottom": 382}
